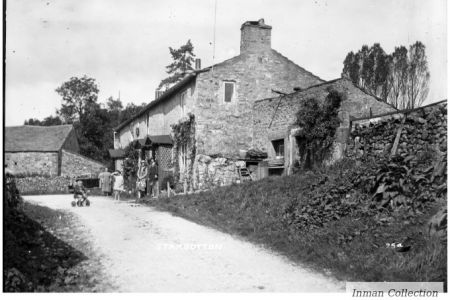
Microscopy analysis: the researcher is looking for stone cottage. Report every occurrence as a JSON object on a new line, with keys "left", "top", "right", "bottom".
{"left": 5, "top": 125, "right": 106, "bottom": 177}
{"left": 113, "top": 19, "right": 326, "bottom": 188}
{"left": 252, "top": 78, "right": 396, "bottom": 174}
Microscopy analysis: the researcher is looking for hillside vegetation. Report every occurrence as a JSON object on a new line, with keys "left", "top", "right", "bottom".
{"left": 151, "top": 153, "right": 446, "bottom": 284}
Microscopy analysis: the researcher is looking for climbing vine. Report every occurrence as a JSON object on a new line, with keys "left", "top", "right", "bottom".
{"left": 295, "top": 89, "right": 343, "bottom": 169}
{"left": 171, "top": 113, "right": 196, "bottom": 185}
{"left": 122, "top": 142, "right": 140, "bottom": 189}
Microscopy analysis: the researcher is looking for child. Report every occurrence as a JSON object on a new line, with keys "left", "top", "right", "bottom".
{"left": 73, "top": 180, "right": 88, "bottom": 201}
{"left": 112, "top": 171, "right": 124, "bottom": 201}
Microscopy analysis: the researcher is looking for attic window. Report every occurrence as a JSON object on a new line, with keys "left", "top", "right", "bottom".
{"left": 224, "top": 82, "right": 234, "bottom": 103}
{"left": 135, "top": 127, "right": 140, "bottom": 138}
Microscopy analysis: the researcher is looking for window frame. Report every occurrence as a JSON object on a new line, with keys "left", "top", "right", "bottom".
{"left": 223, "top": 81, "right": 235, "bottom": 103}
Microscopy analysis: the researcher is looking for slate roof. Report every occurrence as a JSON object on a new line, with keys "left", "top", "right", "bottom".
{"left": 5, "top": 125, "right": 75, "bottom": 152}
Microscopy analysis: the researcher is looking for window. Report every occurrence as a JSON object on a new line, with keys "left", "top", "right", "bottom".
{"left": 180, "top": 91, "right": 187, "bottom": 115}
{"left": 272, "top": 139, "right": 285, "bottom": 157}
{"left": 135, "top": 127, "right": 140, "bottom": 138}
{"left": 224, "top": 82, "right": 234, "bottom": 103}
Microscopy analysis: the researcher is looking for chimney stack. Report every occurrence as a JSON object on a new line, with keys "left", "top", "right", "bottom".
{"left": 195, "top": 58, "right": 201, "bottom": 70}
{"left": 240, "top": 18, "right": 272, "bottom": 54}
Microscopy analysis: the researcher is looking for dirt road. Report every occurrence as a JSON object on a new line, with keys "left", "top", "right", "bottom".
{"left": 24, "top": 195, "right": 344, "bottom": 292}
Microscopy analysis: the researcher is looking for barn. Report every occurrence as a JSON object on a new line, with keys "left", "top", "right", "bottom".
{"left": 5, "top": 125, "right": 106, "bottom": 177}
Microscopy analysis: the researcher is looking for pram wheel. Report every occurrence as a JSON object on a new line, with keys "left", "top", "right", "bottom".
{"left": 77, "top": 200, "right": 82, "bottom": 207}
{"left": 71, "top": 200, "right": 76, "bottom": 207}
{"left": 85, "top": 199, "right": 90, "bottom": 206}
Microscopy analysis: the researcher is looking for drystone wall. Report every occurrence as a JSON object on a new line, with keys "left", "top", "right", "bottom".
{"left": 348, "top": 101, "right": 447, "bottom": 160}
{"left": 15, "top": 176, "right": 70, "bottom": 195}
{"left": 192, "top": 154, "right": 245, "bottom": 190}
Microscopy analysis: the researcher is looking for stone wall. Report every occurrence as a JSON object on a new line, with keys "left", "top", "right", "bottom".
{"left": 192, "top": 154, "right": 245, "bottom": 190}
{"left": 15, "top": 176, "right": 70, "bottom": 195}
{"left": 252, "top": 78, "right": 396, "bottom": 154}
{"left": 5, "top": 152, "right": 59, "bottom": 177}
{"left": 347, "top": 101, "right": 447, "bottom": 160}
{"left": 194, "top": 49, "right": 324, "bottom": 157}
{"left": 61, "top": 149, "right": 106, "bottom": 177}
{"left": 240, "top": 22, "right": 271, "bottom": 53}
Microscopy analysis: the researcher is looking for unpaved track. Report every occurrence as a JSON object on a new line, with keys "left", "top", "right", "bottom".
{"left": 25, "top": 195, "right": 344, "bottom": 292}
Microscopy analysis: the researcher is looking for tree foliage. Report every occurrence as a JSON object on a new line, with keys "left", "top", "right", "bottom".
{"left": 24, "top": 115, "right": 62, "bottom": 126}
{"left": 158, "top": 40, "right": 196, "bottom": 91}
{"left": 342, "top": 41, "right": 430, "bottom": 109}
{"left": 55, "top": 76, "right": 99, "bottom": 123}
{"left": 295, "top": 90, "right": 344, "bottom": 169}
{"left": 406, "top": 41, "right": 430, "bottom": 109}
{"left": 27, "top": 75, "right": 147, "bottom": 165}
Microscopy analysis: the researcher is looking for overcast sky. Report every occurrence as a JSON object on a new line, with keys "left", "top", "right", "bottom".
{"left": 5, "top": 0, "right": 447, "bottom": 126}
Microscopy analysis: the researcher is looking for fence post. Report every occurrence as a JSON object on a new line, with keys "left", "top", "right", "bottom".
{"left": 167, "top": 182, "right": 170, "bottom": 197}
{"left": 156, "top": 181, "right": 159, "bottom": 197}
{"left": 183, "top": 179, "right": 187, "bottom": 194}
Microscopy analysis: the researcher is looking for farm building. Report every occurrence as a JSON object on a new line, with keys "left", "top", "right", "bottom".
{"left": 252, "top": 78, "right": 396, "bottom": 175}
{"left": 5, "top": 125, "right": 106, "bottom": 177}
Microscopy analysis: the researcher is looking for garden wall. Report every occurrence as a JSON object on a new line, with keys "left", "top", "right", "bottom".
{"left": 192, "top": 154, "right": 245, "bottom": 190}
{"left": 347, "top": 100, "right": 447, "bottom": 160}
{"left": 15, "top": 176, "right": 70, "bottom": 195}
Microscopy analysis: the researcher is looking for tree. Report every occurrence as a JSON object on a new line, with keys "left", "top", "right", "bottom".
{"left": 387, "top": 46, "right": 408, "bottom": 109}
{"left": 106, "top": 96, "right": 123, "bottom": 112}
{"left": 118, "top": 102, "right": 147, "bottom": 124}
{"left": 24, "top": 115, "right": 63, "bottom": 126}
{"left": 405, "top": 41, "right": 430, "bottom": 109}
{"left": 55, "top": 76, "right": 99, "bottom": 123}
{"left": 342, "top": 41, "right": 430, "bottom": 108}
{"left": 158, "top": 40, "right": 196, "bottom": 91}
{"left": 342, "top": 51, "right": 359, "bottom": 84}
{"left": 342, "top": 44, "right": 390, "bottom": 101}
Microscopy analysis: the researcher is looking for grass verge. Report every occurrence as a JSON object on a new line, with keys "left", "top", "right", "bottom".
{"left": 148, "top": 160, "right": 446, "bottom": 286}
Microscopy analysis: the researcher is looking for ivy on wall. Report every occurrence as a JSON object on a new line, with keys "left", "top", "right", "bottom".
{"left": 171, "top": 113, "right": 196, "bottom": 186}
{"left": 123, "top": 142, "right": 140, "bottom": 189}
{"left": 295, "top": 89, "right": 344, "bottom": 169}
